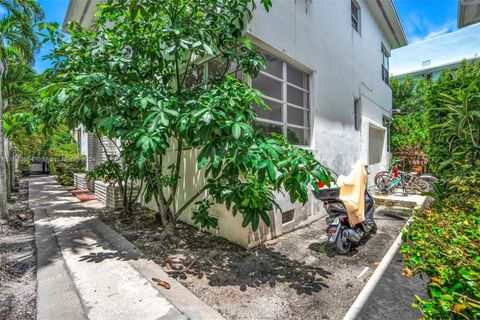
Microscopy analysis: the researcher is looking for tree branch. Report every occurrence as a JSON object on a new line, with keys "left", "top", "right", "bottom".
{"left": 173, "top": 185, "right": 208, "bottom": 221}
{"left": 167, "top": 137, "right": 182, "bottom": 206}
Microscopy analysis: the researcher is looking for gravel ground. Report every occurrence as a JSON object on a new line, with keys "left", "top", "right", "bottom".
{"left": 0, "top": 179, "right": 36, "bottom": 320}
{"left": 96, "top": 204, "right": 410, "bottom": 320}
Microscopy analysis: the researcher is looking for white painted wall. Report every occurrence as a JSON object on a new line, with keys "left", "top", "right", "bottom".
{"left": 248, "top": 0, "right": 392, "bottom": 178}
{"left": 73, "top": 0, "right": 396, "bottom": 247}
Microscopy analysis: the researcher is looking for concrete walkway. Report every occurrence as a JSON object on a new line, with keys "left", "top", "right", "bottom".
{"left": 30, "top": 176, "right": 223, "bottom": 320}
{"left": 357, "top": 251, "right": 428, "bottom": 319}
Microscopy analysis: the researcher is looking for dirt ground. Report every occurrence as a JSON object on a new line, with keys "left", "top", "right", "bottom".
{"left": 96, "top": 204, "right": 409, "bottom": 320}
{"left": 0, "top": 179, "right": 36, "bottom": 320}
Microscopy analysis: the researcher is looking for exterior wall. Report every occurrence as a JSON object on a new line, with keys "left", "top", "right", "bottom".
{"left": 66, "top": 0, "right": 400, "bottom": 248}
{"left": 94, "top": 180, "right": 139, "bottom": 209}
{"left": 76, "top": 124, "right": 119, "bottom": 171}
{"left": 74, "top": 173, "right": 95, "bottom": 191}
{"left": 243, "top": 0, "right": 393, "bottom": 240}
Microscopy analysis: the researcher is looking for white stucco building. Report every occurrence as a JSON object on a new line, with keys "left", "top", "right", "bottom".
{"left": 65, "top": 0, "right": 407, "bottom": 247}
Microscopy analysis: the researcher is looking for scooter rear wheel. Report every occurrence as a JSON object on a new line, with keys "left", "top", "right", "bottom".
{"left": 335, "top": 230, "right": 352, "bottom": 255}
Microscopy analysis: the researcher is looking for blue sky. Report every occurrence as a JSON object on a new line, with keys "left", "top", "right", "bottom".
{"left": 34, "top": 0, "right": 460, "bottom": 72}
{"left": 393, "top": 0, "right": 458, "bottom": 43}
{"left": 34, "top": 0, "right": 70, "bottom": 73}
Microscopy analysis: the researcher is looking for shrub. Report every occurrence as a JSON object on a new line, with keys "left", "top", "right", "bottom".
{"left": 48, "top": 143, "right": 85, "bottom": 186}
{"left": 51, "top": 157, "right": 85, "bottom": 186}
{"left": 18, "top": 158, "right": 31, "bottom": 176}
{"left": 399, "top": 60, "right": 480, "bottom": 319}
{"left": 401, "top": 200, "right": 480, "bottom": 319}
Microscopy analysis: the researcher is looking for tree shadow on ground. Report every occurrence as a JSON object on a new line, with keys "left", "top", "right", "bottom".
{"left": 30, "top": 176, "right": 332, "bottom": 296}
{"left": 127, "top": 222, "right": 333, "bottom": 296}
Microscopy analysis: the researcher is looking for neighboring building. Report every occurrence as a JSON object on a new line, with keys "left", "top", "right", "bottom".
{"left": 458, "top": 0, "right": 480, "bottom": 28}
{"left": 64, "top": 0, "right": 407, "bottom": 247}
{"left": 391, "top": 22, "right": 480, "bottom": 81}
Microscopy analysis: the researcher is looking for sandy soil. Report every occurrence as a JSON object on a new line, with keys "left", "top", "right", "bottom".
{"left": 0, "top": 179, "right": 36, "bottom": 320}
{"left": 96, "top": 205, "right": 409, "bottom": 320}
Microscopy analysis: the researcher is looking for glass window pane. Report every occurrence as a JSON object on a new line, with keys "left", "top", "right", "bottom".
{"left": 287, "top": 107, "right": 309, "bottom": 127}
{"left": 287, "top": 65, "right": 308, "bottom": 89}
{"left": 261, "top": 52, "right": 283, "bottom": 79}
{"left": 255, "top": 121, "right": 283, "bottom": 137}
{"left": 287, "top": 127, "right": 309, "bottom": 145}
{"left": 252, "top": 73, "right": 282, "bottom": 100}
{"left": 208, "top": 58, "right": 228, "bottom": 80}
{"left": 287, "top": 85, "right": 309, "bottom": 108}
{"left": 254, "top": 99, "right": 282, "bottom": 122}
{"left": 184, "top": 65, "right": 204, "bottom": 87}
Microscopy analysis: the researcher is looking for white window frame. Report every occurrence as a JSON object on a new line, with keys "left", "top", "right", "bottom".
{"left": 250, "top": 51, "right": 312, "bottom": 146}
{"left": 381, "top": 44, "right": 390, "bottom": 85}
{"left": 351, "top": 0, "right": 361, "bottom": 34}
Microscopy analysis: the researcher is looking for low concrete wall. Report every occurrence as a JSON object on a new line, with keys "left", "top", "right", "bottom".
{"left": 73, "top": 173, "right": 94, "bottom": 191}
{"left": 95, "top": 180, "right": 139, "bottom": 209}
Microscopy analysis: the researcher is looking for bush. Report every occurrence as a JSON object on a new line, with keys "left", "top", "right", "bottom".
{"left": 18, "top": 158, "right": 31, "bottom": 176}
{"left": 401, "top": 199, "right": 480, "bottom": 319}
{"left": 51, "top": 157, "right": 85, "bottom": 186}
{"left": 398, "top": 60, "right": 480, "bottom": 319}
{"left": 48, "top": 143, "right": 85, "bottom": 186}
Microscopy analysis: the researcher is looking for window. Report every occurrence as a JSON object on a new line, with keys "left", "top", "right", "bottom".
{"left": 282, "top": 209, "right": 295, "bottom": 224}
{"left": 252, "top": 51, "right": 311, "bottom": 146}
{"left": 422, "top": 73, "right": 432, "bottom": 81}
{"left": 354, "top": 97, "right": 362, "bottom": 131}
{"left": 381, "top": 45, "right": 390, "bottom": 84}
{"left": 351, "top": 0, "right": 361, "bottom": 33}
{"left": 183, "top": 56, "right": 242, "bottom": 88}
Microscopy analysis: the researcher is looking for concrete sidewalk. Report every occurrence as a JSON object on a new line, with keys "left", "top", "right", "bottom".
{"left": 30, "top": 176, "right": 223, "bottom": 320}
{"left": 356, "top": 251, "right": 428, "bottom": 320}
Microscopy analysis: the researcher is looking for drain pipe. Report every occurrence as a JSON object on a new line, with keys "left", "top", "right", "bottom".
{"left": 343, "top": 217, "right": 413, "bottom": 320}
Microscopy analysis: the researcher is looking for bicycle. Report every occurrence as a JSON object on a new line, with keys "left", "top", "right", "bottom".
{"left": 369, "top": 160, "right": 408, "bottom": 196}
{"left": 372, "top": 160, "right": 439, "bottom": 194}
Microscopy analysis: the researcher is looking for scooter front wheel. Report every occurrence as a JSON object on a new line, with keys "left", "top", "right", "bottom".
{"left": 335, "top": 230, "right": 352, "bottom": 255}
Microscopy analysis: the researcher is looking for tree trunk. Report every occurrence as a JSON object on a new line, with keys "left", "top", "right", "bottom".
{"left": 0, "top": 77, "right": 8, "bottom": 218}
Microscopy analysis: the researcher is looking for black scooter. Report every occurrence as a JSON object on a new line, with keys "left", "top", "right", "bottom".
{"left": 314, "top": 184, "right": 377, "bottom": 254}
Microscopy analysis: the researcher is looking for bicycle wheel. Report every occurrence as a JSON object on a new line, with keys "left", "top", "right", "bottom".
{"left": 376, "top": 176, "right": 389, "bottom": 194}
{"left": 418, "top": 174, "right": 439, "bottom": 189}
{"left": 411, "top": 178, "right": 430, "bottom": 193}
{"left": 374, "top": 171, "right": 389, "bottom": 186}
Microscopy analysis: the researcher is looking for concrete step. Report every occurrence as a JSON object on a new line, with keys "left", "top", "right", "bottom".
{"left": 373, "top": 191, "right": 427, "bottom": 209}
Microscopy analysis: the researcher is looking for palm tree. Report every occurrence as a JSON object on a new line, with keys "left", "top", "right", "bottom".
{"left": 0, "top": 0, "right": 43, "bottom": 218}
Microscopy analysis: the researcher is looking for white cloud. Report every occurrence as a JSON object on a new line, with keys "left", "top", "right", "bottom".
{"left": 410, "top": 20, "right": 457, "bottom": 43}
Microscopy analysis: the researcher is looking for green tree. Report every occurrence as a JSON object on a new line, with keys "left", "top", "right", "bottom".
{"left": 0, "top": 0, "right": 43, "bottom": 218}
{"left": 43, "top": 0, "right": 332, "bottom": 238}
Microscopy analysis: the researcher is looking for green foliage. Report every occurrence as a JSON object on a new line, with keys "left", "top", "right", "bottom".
{"left": 192, "top": 200, "right": 217, "bottom": 230}
{"left": 401, "top": 205, "right": 480, "bottom": 320}
{"left": 48, "top": 142, "right": 85, "bottom": 186}
{"left": 391, "top": 111, "right": 429, "bottom": 152}
{"left": 52, "top": 157, "right": 85, "bottom": 186}
{"left": 87, "top": 159, "right": 121, "bottom": 185}
{"left": 42, "top": 0, "right": 332, "bottom": 231}
{"left": 18, "top": 158, "right": 30, "bottom": 176}
{"left": 390, "top": 77, "right": 430, "bottom": 168}
{"left": 398, "top": 60, "right": 480, "bottom": 319}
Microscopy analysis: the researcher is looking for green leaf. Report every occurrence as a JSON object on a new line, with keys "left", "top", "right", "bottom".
{"left": 232, "top": 123, "right": 241, "bottom": 139}
{"left": 267, "top": 161, "right": 276, "bottom": 181}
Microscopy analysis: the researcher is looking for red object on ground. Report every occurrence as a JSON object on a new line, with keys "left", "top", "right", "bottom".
{"left": 72, "top": 189, "right": 97, "bottom": 202}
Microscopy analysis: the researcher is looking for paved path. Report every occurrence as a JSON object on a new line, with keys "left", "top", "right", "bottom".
{"left": 356, "top": 251, "right": 428, "bottom": 319}
{"left": 30, "top": 176, "right": 223, "bottom": 320}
